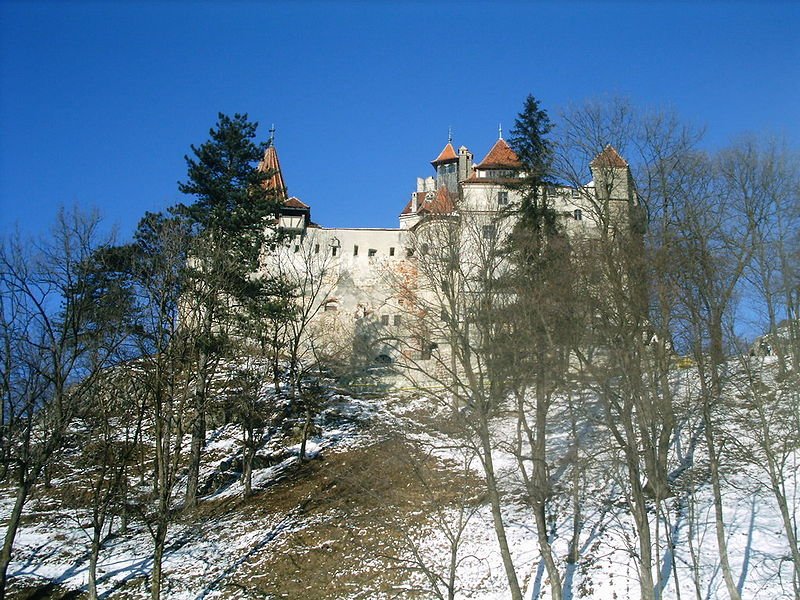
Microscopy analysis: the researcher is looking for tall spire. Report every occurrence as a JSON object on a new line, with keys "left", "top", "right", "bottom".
{"left": 257, "top": 143, "right": 287, "bottom": 200}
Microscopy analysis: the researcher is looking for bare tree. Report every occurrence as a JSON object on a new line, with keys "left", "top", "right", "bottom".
{"left": 126, "top": 211, "right": 193, "bottom": 600}
{"left": 724, "top": 137, "right": 800, "bottom": 595}
{"left": 388, "top": 204, "right": 526, "bottom": 600}
{"left": 555, "top": 98, "right": 705, "bottom": 600}
{"left": 261, "top": 229, "right": 342, "bottom": 460}
{"left": 0, "top": 209, "right": 119, "bottom": 598}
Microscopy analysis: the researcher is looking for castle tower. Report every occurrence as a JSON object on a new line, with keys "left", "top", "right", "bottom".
{"left": 473, "top": 137, "right": 522, "bottom": 179}
{"left": 589, "top": 145, "right": 641, "bottom": 233}
{"left": 589, "top": 145, "right": 637, "bottom": 203}
{"left": 431, "top": 141, "right": 459, "bottom": 193}
{"left": 258, "top": 143, "right": 288, "bottom": 201}
{"left": 258, "top": 141, "right": 311, "bottom": 233}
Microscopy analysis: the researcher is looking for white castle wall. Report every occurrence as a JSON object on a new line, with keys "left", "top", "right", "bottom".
{"left": 263, "top": 142, "right": 636, "bottom": 374}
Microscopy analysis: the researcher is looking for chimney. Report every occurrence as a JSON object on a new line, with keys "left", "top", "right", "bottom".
{"left": 458, "top": 146, "right": 473, "bottom": 182}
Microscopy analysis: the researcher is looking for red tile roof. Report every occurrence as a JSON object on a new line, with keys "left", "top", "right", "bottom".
{"left": 475, "top": 138, "right": 522, "bottom": 170}
{"left": 400, "top": 191, "right": 426, "bottom": 216}
{"left": 590, "top": 145, "right": 628, "bottom": 168}
{"left": 432, "top": 142, "right": 458, "bottom": 165}
{"left": 258, "top": 145, "right": 288, "bottom": 200}
{"left": 419, "top": 186, "right": 456, "bottom": 215}
{"left": 400, "top": 188, "right": 456, "bottom": 217}
{"left": 284, "top": 196, "right": 309, "bottom": 209}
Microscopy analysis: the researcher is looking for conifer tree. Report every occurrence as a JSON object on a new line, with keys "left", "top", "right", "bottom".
{"left": 503, "top": 95, "right": 573, "bottom": 600}
{"left": 175, "top": 113, "right": 281, "bottom": 508}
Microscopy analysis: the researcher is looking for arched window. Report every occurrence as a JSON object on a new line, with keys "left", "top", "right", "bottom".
{"left": 574, "top": 209, "right": 582, "bottom": 221}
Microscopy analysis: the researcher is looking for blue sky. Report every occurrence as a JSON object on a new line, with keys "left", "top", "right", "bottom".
{"left": 1, "top": 1, "right": 798, "bottom": 238}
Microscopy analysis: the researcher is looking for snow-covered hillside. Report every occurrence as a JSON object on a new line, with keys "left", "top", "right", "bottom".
{"left": 2, "top": 358, "right": 797, "bottom": 599}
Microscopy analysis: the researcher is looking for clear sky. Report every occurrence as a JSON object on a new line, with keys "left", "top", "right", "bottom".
{"left": 1, "top": 1, "right": 798, "bottom": 239}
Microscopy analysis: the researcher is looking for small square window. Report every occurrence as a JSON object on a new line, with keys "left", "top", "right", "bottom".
{"left": 368, "top": 248, "right": 377, "bottom": 257}
{"left": 571, "top": 189, "right": 580, "bottom": 199}
{"left": 406, "top": 248, "right": 414, "bottom": 257}
{"left": 498, "top": 191, "right": 509, "bottom": 206}
{"left": 482, "top": 224, "right": 496, "bottom": 239}
{"left": 394, "top": 315, "right": 401, "bottom": 326}
{"left": 381, "top": 315, "right": 389, "bottom": 325}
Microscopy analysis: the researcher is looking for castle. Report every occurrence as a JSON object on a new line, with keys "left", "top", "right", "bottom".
{"left": 259, "top": 134, "right": 638, "bottom": 373}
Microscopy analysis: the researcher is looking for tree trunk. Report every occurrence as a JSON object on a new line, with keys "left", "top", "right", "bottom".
{"left": 300, "top": 407, "right": 312, "bottom": 462}
{"left": 627, "top": 448, "right": 656, "bottom": 600}
{"left": 184, "top": 403, "right": 205, "bottom": 509}
{"left": 88, "top": 528, "right": 101, "bottom": 600}
{"left": 243, "top": 427, "right": 253, "bottom": 498}
{"left": 533, "top": 374, "right": 563, "bottom": 600}
{"left": 151, "top": 520, "right": 167, "bottom": 600}
{"left": 0, "top": 483, "right": 29, "bottom": 599}
{"left": 704, "top": 418, "right": 742, "bottom": 600}
{"left": 478, "top": 417, "right": 523, "bottom": 600}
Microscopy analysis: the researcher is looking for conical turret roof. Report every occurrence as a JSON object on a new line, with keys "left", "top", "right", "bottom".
{"left": 475, "top": 138, "right": 522, "bottom": 169}
{"left": 431, "top": 142, "right": 458, "bottom": 165}
{"left": 590, "top": 145, "right": 628, "bottom": 168}
{"left": 258, "top": 145, "right": 287, "bottom": 200}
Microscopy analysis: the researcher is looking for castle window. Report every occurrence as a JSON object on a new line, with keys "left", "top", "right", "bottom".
{"left": 498, "top": 191, "right": 509, "bottom": 206}
{"left": 381, "top": 315, "right": 389, "bottom": 325}
{"left": 572, "top": 189, "right": 580, "bottom": 199}
{"left": 368, "top": 248, "right": 377, "bottom": 257}
{"left": 574, "top": 209, "right": 583, "bottom": 221}
{"left": 353, "top": 245, "right": 359, "bottom": 256}
{"left": 332, "top": 246, "right": 338, "bottom": 256}
{"left": 394, "top": 315, "right": 401, "bottom": 326}
{"left": 324, "top": 299, "right": 339, "bottom": 312}
{"left": 375, "top": 354, "right": 392, "bottom": 365}
{"left": 421, "top": 243, "right": 429, "bottom": 255}
{"left": 482, "top": 224, "right": 496, "bottom": 240}
{"left": 407, "top": 248, "right": 414, "bottom": 257}
{"left": 314, "top": 243, "right": 320, "bottom": 254}
{"left": 294, "top": 245, "right": 300, "bottom": 253}
{"left": 389, "top": 247, "right": 395, "bottom": 256}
